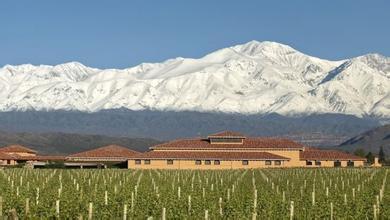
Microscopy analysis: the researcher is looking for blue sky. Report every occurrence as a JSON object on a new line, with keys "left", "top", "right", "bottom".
{"left": 1, "top": 0, "right": 389, "bottom": 68}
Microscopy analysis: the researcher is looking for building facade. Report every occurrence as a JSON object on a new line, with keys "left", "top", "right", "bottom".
{"left": 128, "top": 131, "right": 367, "bottom": 169}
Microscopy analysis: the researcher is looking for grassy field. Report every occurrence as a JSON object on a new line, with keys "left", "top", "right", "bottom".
{"left": 0, "top": 168, "right": 388, "bottom": 219}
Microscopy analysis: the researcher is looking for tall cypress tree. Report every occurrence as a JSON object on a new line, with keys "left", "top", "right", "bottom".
{"left": 378, "top": 146, "right": 386, "bottom": 164}
{"left": 365, "top": 152, "right": 374, "bottom": 164}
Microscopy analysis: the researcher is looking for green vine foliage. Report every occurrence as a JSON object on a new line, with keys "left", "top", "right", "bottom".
{"left": 0, "top": 168, "right": 388, "bottom": 219}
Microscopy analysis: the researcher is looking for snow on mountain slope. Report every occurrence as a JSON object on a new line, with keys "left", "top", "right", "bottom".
{"left": 312, "top": 54, "right": 390, "bottom": 116}
{"left": 0, "top": 41, "right": 389, "bottom": 117}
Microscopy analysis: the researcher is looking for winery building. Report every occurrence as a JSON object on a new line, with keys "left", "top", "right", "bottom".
{"left": 0, "top": 132, "right": 379, "bottom": 169}
{"left": 127, "top": 131, "right": 367, "bottom": 169}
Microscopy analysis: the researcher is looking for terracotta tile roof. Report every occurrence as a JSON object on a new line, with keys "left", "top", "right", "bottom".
{"left": 23, "top": 155, "right": 66, "bottom": 161}
{"left": 0, "top": 153, "right": 66, "bottom": 161}
{"left": 0, "top": 152, "right": 18, "bottom": 160}
{"left": 0, "top": 145, "right": 37, "bottom": 154}
{"left": 151, "top": 138, "right": 304, "bottom": 150}
{"left": 303, "top": 146, "right": 321, "bottom": 151}
{"left": 67, "top": 145, "right": 139, "bottom": 159}
{"left": 208, "top": 131, "right": 245, "bottom": 138}
{"left": 128, "top": 151, "right": 289, "bottom": 160}
{"left": 300, "top": 150, "right": 366, "bottom": 161}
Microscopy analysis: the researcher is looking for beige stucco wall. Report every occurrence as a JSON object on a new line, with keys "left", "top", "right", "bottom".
{"left": 128, "top": 147, "right": 365, "bottom": 170}
{"left": 0, "top": 159, "right": 17, "bottom": 166}
{"left": 267, "top": 150, "right": 303, "bottom": 167}
{"left": 128, "top": 159, "right": 287, "bottom": 170}
{"left": 128, "top": 158, "right": 365, "bottom": 169}
{"left": 147, "top": 149, "right": 303, "bottom": 167}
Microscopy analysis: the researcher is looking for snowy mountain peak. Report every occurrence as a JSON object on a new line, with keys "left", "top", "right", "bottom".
{"left": 3, "top": 63, "right": 39, "bottom": 72}
{"left": 353, "top": 53, "right": 390, "bottom": 73}
{"left": 0, "top": 40, "right": 388, "bottom": 118}
{"left": 51, "top": 62, "right": 98, "bottom": 81}
{"left": 53, "top": 61, "right": 87, "bottom": 69}
{"left": 232, "top": 40, "right": 297, "bottom": 57}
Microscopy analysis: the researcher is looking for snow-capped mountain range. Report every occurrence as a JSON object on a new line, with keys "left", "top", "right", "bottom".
{"left": 0, "top": 41, "right": 389, "bottom": 118}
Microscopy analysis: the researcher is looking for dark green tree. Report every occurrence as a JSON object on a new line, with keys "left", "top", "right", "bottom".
{"left": 365, "top": 152, "right": 375, "bottom": 164}
{"left": 354, "top": 148, "right": 366, "bottom": 158}
{"left": 378, "top": 146, "right": 386, "bottom": 164}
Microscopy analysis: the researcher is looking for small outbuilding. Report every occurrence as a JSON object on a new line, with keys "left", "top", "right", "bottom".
{"left": 0, "top": 144, "right": 66, "bottom": 167}
{"left": 0, "top": 144, "right": 38, "bottom": 166}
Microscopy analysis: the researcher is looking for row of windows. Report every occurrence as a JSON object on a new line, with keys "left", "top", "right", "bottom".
{"left": 195, "top": 160, "right": 219, "bottom": 165}
{"left": 197, "top": 160, "right": 282, "bottom": 166}
{"left": 334, "top": 161, "right": 355, "bottom": 167}
{"left": 306, "top": 160, "right": 322, "bottom": 166}
{"left": 209, "top": 138, "right": 243, "bottom": 143}
{"left": 306, "top": 160, "right": 355, "bottom": 167}
{"left": 134, "top": 159, "right": 282, "bottom": 166}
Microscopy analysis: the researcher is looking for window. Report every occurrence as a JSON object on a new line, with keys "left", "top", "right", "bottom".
{"left": 315, "top": 161, "right": 321, "bottom": 166}
{"left": 334, "top": 161, "right": 341, "bottom": 167}
{"left": 144, "top": 159, "right": 151, "bottom": 165}
{"left": 347, "top": 160, "right": 354, "bottom": 167}
{"left": 306, "top": 160, "right": 313, "bottom": 166}
{"left": 214, "top": 160, "right": 220, "bottom": 165}
{"left": 167, "top": 159, "right": 173, "bottom": 165}
{"left": 135, "top": 159, "right": 141, "bottom": 165}
{"left": 195, "top": 160, "right": 202, "bottom": 165}
{"left": 210, "top": 138, "right": 243, "bottom": 144}
{"left": 274, "top": 160, "right": 281, "bottom": 166}
{"left": 265, "top": 160, "right": 272, "bottom": 165}
{"left": 242, "top": 160, "right": 249, "bottom": 165}
{"left": 205, "top": 160, "right": 211, "bottom": 165}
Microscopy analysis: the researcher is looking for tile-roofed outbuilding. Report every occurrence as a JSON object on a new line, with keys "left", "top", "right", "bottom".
{"left": 129, "top": 151, "right": 289, "bottom": 160}
{"left": 300, "top": 150, "right": 366, "bottom": 161}
{"left": 67, "top": 145, "right": 139, "bottom": 161}
{"left": 0, "top": 145, "right": 37, "bottom": 154}
{"left": 151, "top": 137, "right": 305, "bottom": 150}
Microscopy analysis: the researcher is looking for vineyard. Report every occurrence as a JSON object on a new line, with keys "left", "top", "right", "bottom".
{"left": 0, "top": 168, "right": 389, "bottom": 219}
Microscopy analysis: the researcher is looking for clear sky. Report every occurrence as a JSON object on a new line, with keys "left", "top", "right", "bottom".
{"left": 1, "top": 0, "right": 389, "bottom": 69}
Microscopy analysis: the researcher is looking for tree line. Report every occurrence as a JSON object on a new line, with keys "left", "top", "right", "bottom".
{"left": 354, "top": 146, "right": 387, "bottom": 165}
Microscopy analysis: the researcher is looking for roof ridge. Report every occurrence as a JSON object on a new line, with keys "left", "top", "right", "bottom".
{"left": 0, "top": 144, "right": 37, "bottom": 153}
{"left": 300, "top": 149, "right": 366, "bottom": 161}
{"left": 151, "top": 138, "right": 202, "bottom": 147}
{"left": 152, "top": 137, "right": 305, "bottom": 149}
{"left": 208, "top": 130, "right": 245, "bottom": 137}
{"left": 67, "top": 144, "right": 139, "bottom": 158}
